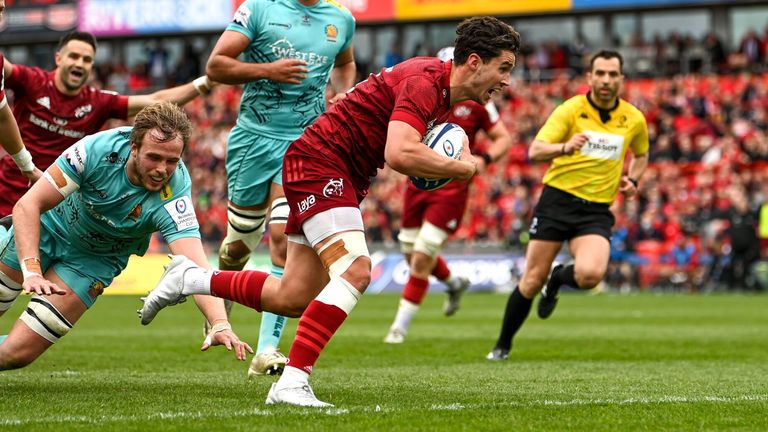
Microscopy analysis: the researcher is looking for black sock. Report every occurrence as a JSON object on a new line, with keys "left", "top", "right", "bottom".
{"left": 494, "top": 286, "right": 532, "bottom": 351}
{"left": 560, "top": 264, "right": 581, "bottom": 289}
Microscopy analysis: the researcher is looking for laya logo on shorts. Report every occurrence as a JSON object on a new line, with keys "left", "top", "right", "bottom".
{"left": 323, "top": 178, "right": 344, "bottom": 198}
{"left": 298, "top": 195, "right": 316, "bottom": 214}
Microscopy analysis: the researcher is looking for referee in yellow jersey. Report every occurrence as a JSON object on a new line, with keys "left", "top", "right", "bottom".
{"left": 487, "top": 50, "right": 649, "bottom": 361}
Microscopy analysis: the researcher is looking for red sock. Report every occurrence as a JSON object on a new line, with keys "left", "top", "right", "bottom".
{"left": 402, "top": 275, "right": 429, "bottom": 305}
{"left": 431, "top": 256, "right": 451, "bottom": 281}
{"left": 288, "top": 301, "right": 348, "bottom": 374}
{"left": 210, "top": 270, "right": 267, "bottom": 312}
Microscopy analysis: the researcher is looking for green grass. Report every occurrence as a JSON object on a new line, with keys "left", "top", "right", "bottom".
{"left": 1, "top": 292, "right": 766, "bottom": 431}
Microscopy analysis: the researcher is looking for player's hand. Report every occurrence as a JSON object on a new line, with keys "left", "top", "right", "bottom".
{"left": 564, "top": 133, "right": 589, "bottom": 154}
{"left": 619, "top": 175, "right": 638, "bottom": 198}
{"left": 267, "top": 59, "right": 309, "bottom": 84}
{"left": 23, "top": 168, "right": 43, "bottom": 186}
{"left": 201, "top": 324, "right": 254, "bottom": 361}
{"left": 23, "top": 275, "right": 66, "bottom": 296}
{"left": 327, "top": 92, "right": 347, "bottom": 104}
{"left": 456, "top": 146, "right": 478, "bottom": 180}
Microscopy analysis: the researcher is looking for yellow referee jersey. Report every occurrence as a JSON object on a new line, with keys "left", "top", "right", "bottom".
{"left": 536, "top": 94, "right": 649, "bottom": 204}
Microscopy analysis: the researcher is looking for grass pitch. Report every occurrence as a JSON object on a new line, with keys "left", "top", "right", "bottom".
{"left": 0, "top": 292, "right": 766, "bottom": 431}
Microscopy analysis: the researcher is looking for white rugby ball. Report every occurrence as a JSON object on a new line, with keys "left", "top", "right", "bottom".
{"left": 409, "top": 122, "right": 467, "bottom": 191}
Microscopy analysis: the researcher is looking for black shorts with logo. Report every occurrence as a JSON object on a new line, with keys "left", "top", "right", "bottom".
{"left": 528, "top": 185, "right": 614, "bottom": 242}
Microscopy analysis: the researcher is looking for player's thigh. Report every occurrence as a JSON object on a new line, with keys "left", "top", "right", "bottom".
{"left": 569, "top": 234, "right": 611, "bottom": 285}
{"left": 226, "top": 130, "right": 289, "bottom": 207}
{"left": 519, "top": 239, "right": 563, "bottom": 296}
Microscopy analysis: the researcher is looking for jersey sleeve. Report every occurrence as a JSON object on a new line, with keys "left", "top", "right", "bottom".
{"left": 226, "top": 0, "right": 259, "bottom": 40}
{"left": 104, "top": 91, "right": 129, "bottom": 120}
{"left": 54, "top": 134, "right": 98, "bottom": 186}
{"left": 390, "top": 77, "right": 441, "bottom": 136}
{"left": 5, "top": 63, "right": 43, "bottom": 97}
{"left": 629, "top": 113, "right": 650, "bottom": 156}
{"left": 535, "top": 102, "right": 574, "bottom": 144}
{"left": 154, "top": 166, "right": 201, "bottom": 242}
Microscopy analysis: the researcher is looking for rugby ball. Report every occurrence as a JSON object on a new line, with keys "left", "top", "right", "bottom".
{"left": 409, "top": 123, "right": 467, "bottom": 191}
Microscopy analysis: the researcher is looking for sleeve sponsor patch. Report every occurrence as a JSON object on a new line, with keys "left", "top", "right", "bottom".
{"left": 163, "top": 196, "right": 198, "bottom": 231}
{"left": 63, "top": 141, "right": 88, "bottom": 174}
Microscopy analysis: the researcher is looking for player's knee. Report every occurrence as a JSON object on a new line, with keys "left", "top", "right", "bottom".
{"left": 413, "top": 222, "right": 448, "bottom": 259}
{"left": 410, "top": 252, "right": 434, "bottom": 275}
{"left": 268, "top": 229, "right": 288, "bottom": 262}
{"left": 19, "top": 296, "right": 73, "bottom": 344}
{"left": 219, "top": 207, "right": 267, "bottom": 260}
{"left": 0, "top": 270, "right": 22, "bottom": 314}
{"left": 575, "top": 268, "right": 604, "bottom": 289}
{"left": 318, "top": 231, "right": 371, "bottom": 291}
{"left": 520, "top": 271, "right": 548, "bottom": 295}
{"left": 0, "top": 346, "right": 35, "bottom": 370}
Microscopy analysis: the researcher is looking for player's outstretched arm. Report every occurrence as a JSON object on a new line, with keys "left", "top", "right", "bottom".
{"left": 125, "top": 77, "right": 214, "bottom": 118}
{"left": 167, "top": 237, "right": 254, "bottom": 361}
{"left": 475, "top": 121, "right": 513, "bottom": 173}
{"left": 13, "top": 173, "right": 69, "bottom": 296}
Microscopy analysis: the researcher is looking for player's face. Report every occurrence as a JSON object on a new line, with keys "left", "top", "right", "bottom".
{"left": 55, "top": 40, "right": 95, "bottom": 92}
{"left": 588, "top": 57, "right": 623, "bottom": 104}
{"left": 128, "top": 130, "right": 184, "bottom": 192}
{"left": 0, "top": 1, "right": 6, "bottom": 22}
{"left": 467, "top": 50, "right": 516, "bottom": 104}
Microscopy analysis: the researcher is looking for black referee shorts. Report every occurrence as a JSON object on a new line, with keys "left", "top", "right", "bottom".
{"left": 528, "top": 185, "right": 614, "bottom": 242}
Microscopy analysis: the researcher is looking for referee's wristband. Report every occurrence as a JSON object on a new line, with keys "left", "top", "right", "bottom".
{"left": 628, "top": 177, "right": 639, "bottom": 188}
{"left": 480, "top": 152, "right": 493, "bottom": 165}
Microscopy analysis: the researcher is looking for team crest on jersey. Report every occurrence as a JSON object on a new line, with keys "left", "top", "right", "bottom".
{"left": 127, "top": 204, "right": 142, "bottom": 221}
{"left": 616, "top": 114, "right": 628, "bottom": 129}
{"left": 325, "top": 24, "right": 338, "bottom": 42}
{"left": 453, "top": 106, "right": 472, "bottom": 118}
{"left": 322, "top": 178, "right": 344, "bottom": 198}
{"left": 36, "top": 96, "right": 51, "bottom": 109}
{"left": 88, "top": 280, "right": 105, "bottom": 299}
{"left": 160, "top": 183, "right": 173, "bottom": 201}
{"left": 75, "top": 104, "right": 92, "bottom": 119}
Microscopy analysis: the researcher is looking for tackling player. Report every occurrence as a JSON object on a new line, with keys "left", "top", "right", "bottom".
{"left": 0, "top": 103, "right": 251, "bottom": 370}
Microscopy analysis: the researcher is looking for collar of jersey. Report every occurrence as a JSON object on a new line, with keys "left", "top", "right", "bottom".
{"left": 586, "top": 92, "right": 619, "bottom": 123}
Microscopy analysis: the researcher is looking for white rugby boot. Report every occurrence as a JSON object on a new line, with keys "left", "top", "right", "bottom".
{"left": 139, "top": 255, "right": 208, "bottom": 325}
{"left": 265, "top": 381, "right": 333, "bottom": 407}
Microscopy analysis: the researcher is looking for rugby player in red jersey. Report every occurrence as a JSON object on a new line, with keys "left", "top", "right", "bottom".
{"left": 140, "top": 16, "right": 521, "bottom": 408}
{"left": 384, "top": 47, "right": 513, "bottom": 344}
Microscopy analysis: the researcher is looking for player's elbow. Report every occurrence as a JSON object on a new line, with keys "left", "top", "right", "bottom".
{"left": 205, "top": 58, "right": 227, "bottom": 83}
{"left": 385, "top": 148, "right": 409, "bottom": 173}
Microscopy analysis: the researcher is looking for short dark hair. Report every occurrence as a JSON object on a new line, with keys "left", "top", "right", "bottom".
{"left": 590, "top": 50, "right": 624, "bottom": 73}
{"left": 453, "top": 16, "right": 521, "bottom": 65}
{"left": 131, "top": 102, "right": 192, "bottom": 150}
{"left": 57, "top": 31, "right": 98, "bottom": 53}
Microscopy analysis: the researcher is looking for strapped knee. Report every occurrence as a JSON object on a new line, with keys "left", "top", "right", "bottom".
{"left": 317, "top": 231, "right": 370, "bottom": 281}
{"left": 0, "top": 270, "right": 22, "bottom": 313}
{"left": 269, "top": 197, "right": 289, "bottom": 226}
{"left": 20, "top": 295, "right": 73, "bottom": 343}
{"left": 220, "top": 206, "right": 267, "bottom": 265}
{"left": 413, "top": 221, "right": 449, "bottom": 258}
{"left": 398, "top": 227, "right": 419, "bottom": 254}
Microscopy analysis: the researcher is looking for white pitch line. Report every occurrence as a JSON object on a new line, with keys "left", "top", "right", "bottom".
{"left": 1, "top": 395, "right": 765, "bottom": 426}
